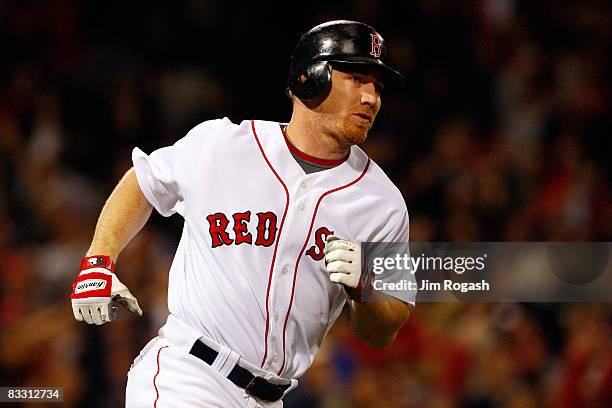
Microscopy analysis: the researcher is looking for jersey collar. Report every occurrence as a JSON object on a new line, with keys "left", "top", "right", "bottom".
{"left": 279, "top": 125, "right": 348, "bottom": 167}
{"left": 251, "top": 120, "right": 370, "bottom": 190}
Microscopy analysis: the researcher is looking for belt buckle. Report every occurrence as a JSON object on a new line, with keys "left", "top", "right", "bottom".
{"left": 244, "top": 376, "right": 284, "bottom": 402}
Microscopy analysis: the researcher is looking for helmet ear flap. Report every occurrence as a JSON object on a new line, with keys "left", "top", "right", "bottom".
{"left": 288, "top": 61, "right": 331, "bottom": 100}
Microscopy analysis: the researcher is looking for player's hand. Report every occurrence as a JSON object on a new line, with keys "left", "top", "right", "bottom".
{"left": 324, "top": 235, "right": 362, "bottom": 298}
{"left": 70, "top": 255, "right": 143, "bottom": 325}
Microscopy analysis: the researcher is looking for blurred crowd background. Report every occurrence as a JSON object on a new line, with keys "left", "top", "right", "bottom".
{"left": 1, "top": 0, "right": 611, "bottom": 407}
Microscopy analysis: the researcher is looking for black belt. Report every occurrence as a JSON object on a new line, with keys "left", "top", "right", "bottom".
{"left": 189, "top": 339, "right": 290, "bottom": 402}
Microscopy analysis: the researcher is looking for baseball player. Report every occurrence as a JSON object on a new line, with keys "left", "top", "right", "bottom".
{"left": 70, "top": 20, "right": 413, "bottom": 407}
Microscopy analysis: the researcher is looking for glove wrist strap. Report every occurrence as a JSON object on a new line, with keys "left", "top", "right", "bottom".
{"left": 80, "top": 255, "right": 115, "bottom": 272}
{"left": 346, "top": 268, "right": 376, "bottom": 303}
{"left": 346, "top": 285, "right": 364, "bottom": 303}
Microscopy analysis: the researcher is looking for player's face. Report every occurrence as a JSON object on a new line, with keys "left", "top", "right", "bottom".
{"left": 316, "top": 66, "right": 383, "bottom": 145}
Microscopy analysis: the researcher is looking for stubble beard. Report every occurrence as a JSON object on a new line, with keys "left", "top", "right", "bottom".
{"left": 316, "top": 109, "right": 373, "bottom": 149}
{"left": 340, "top": 116, "right": 371, "bottom": 145}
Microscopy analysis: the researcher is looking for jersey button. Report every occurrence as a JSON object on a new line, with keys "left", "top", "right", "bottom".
{"left": 298, "top": 202, "right": 305, "bottom": 211}
{"left": 282, "top": 266, "right": 288, "bottom": 275}
{"left": 272, "top": 355, "right": 279, "bottom": 363}
{"left": 300, "top": 181, "right": 307, "bottom": 189}
{"left": 274, "top": 312, "right": 279, "bottom": 321}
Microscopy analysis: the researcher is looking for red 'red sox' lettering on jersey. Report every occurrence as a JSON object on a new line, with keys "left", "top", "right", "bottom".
{"left": 206, "top": 211, "right": 278, "bottom": 248}
{"left": 305, "top": 226, "right": 334, "bottom": 261}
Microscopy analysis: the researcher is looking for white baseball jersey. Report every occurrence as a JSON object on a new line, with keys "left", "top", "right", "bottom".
{"left": 131, "top": 118, "right": 409, "bottom": 380}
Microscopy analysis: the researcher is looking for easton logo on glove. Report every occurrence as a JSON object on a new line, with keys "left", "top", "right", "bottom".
{"left": 74, "top": 279, "right": 107, "bottom": 294}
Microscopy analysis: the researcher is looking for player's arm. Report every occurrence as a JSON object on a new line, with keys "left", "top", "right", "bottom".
{"left": 347, "top": 297, "right": 409, "bottom": 348}
{"left": 324, "top": 235, "right": 410, "bottom": 348}
{"left": 87, "top": 168, "right": 153, "bottom": 260}
{"left": 70, "top": 168, "right": 152, "bottom": 325}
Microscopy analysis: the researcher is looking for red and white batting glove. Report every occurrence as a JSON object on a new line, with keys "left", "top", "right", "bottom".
{"left": 324, "top": 235, "right": 363, "bottom": 301}
{"left": 70, "top": 255, "right": 142, "bottom": 325}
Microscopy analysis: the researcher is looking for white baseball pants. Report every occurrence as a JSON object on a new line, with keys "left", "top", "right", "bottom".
{"left": 125, "top": 315, "right": 295, "bottom": 407}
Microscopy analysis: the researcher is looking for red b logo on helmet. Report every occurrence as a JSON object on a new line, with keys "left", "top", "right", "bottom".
{"left": 370, "top": 34, "right": 382, "bottom": 58}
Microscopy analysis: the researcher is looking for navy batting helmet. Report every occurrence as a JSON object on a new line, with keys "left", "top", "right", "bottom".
{"left": 287, "top": 20, "right": 404, "bottom": 100}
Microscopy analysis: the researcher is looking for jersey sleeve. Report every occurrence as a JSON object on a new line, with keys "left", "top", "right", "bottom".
{"left": 381, "top": 204, "right": 409, "bottom": 243}
{"left": 369, "top": 201, "right": 416, "bottom": 305}
{"left": 131, "top": 119, "right": 226, "bottom": 217}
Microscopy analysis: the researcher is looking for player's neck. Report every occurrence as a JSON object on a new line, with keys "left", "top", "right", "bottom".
{"left": 286, "top": 108, "right": 350, "bottom": 161}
